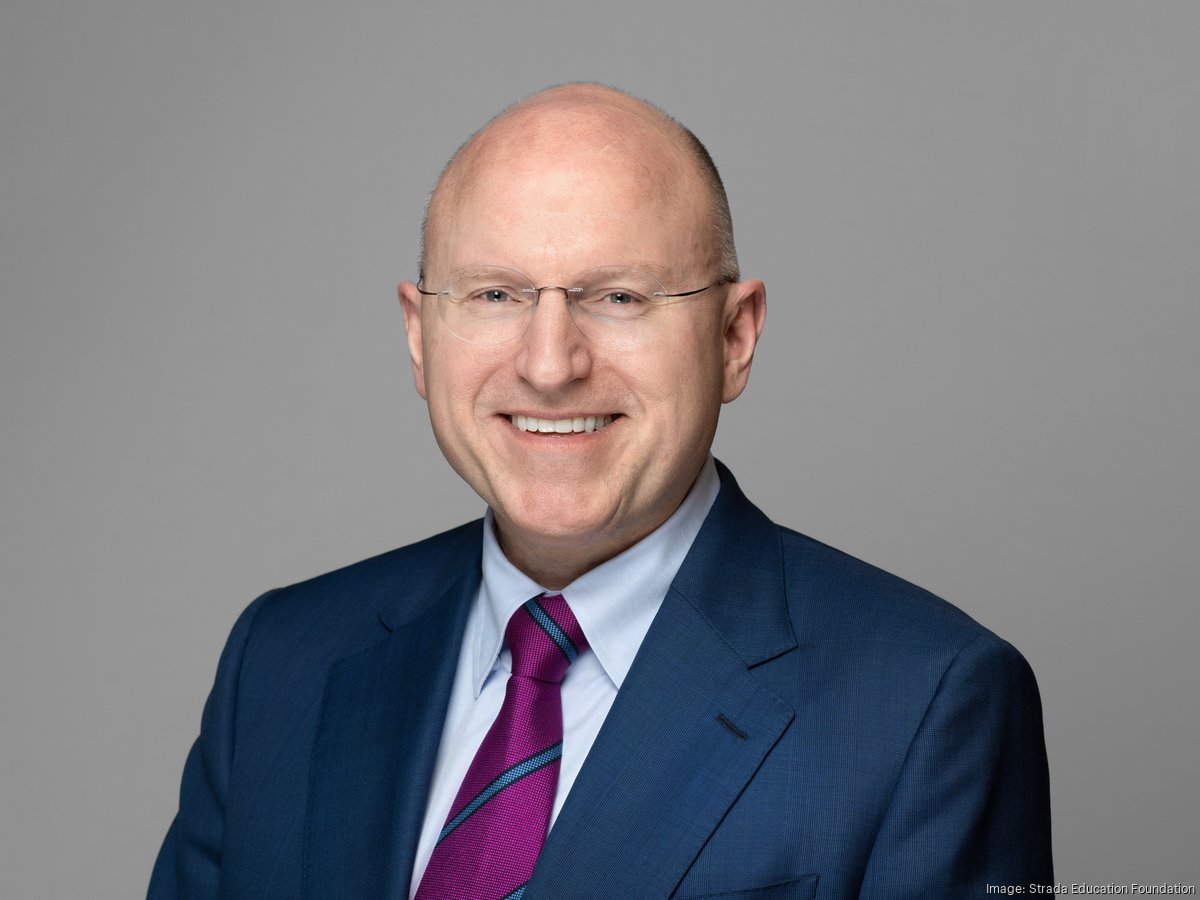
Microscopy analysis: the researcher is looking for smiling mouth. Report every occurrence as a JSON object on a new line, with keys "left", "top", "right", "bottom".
{"left": 509, "top": 414, "right": 619, "bottom": 434}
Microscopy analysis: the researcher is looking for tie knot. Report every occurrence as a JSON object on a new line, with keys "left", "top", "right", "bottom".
{"left": 506, "top": 594, "right": 588, "bottom": 684}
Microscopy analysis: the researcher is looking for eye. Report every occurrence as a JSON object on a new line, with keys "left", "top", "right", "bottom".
{"left": 573, "top": 269, "right": 662, "bottom": 318}
{"left": 473, "top": 287, "right": 517, "bottom": 304}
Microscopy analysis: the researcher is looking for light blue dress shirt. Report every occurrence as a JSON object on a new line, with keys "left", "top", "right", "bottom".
{"left": 409, "top": 456, "right": 720, "bottom": 895}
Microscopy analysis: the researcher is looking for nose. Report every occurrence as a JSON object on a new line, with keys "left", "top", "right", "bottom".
{"left": 513, "top": 287, "right": 593, "bottom": 392}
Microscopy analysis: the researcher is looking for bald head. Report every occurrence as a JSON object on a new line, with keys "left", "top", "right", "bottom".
{"left": 419, "top": 83, "right": 739, "bottom": 283}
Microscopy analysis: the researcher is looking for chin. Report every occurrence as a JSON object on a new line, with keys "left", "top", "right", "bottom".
{"left": 496, "top": 486, "right": 622, "bottom": 546}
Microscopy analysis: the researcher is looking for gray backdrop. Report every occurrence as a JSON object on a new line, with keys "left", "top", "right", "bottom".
{"left": 2, "top": 2, "right": 1197, "bottom": 896}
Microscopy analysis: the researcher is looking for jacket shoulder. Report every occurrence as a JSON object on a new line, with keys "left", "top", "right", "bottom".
{"left": 776, "top": 524, "right": 1019, "bottom": 668}
{"left": 237, "top": 519, "right": 483, "bottom": 670}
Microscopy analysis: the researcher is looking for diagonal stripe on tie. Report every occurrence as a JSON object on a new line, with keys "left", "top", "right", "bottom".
{"left": 436, "top": 742, "right": 563, "bottom": 844}
{"left": 525, "top": 599, "right": 579, "bottom": 663}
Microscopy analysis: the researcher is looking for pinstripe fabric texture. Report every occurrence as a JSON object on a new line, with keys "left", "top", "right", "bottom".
{"left": 414, "top": 594, "right": 586, "bottom": 900}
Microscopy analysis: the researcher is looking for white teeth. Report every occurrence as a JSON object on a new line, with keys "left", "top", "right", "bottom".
{"left": 510, "top": 414, "right": 615, "bottom": 434}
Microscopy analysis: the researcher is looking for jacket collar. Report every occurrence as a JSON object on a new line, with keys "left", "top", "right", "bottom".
{"left": 670, "top": 458, "right": 797, "bottom": 667}
{"left": 375, "top": 519, "right": 484, "bottom": 633}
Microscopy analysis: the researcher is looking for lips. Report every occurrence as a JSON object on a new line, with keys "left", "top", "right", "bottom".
{"left": 509, "top": 414, "right": 617, "bottom": 434}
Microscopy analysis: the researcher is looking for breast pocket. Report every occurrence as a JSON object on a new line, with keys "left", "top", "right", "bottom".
{"left": 677, "top": 873, "right": 819, "bottom": 899}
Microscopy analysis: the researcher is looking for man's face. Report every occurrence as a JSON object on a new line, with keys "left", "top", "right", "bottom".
{"left": 400, "top": 111, "right": 763, "bottom": 581}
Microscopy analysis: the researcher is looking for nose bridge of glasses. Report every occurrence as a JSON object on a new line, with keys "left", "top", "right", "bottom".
{"left": 523, "top": 285, "right": 584, "bottom": 306}
{"left": 522, "top": 285, "right": 590, "bottom": 334}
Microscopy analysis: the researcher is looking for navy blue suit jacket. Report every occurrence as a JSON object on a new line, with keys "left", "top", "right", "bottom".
{"left": 150, "top": 461, "right": 1052, "bottom": 898}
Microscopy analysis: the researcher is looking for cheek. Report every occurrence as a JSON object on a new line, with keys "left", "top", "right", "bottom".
{"left": 667, "top": 323, "right": 727, "bottom": 400}
{"left": 627, "top": 338, "right": 724, "bottom": 437}
{"left": 421, "top": 350, "right": 493, "bottom": 489}
{"left": 421, "top": 319, "right": 457, "bottom": 394}
{"left": 423, "top": 336, "right": 505, "bottom": 430}
{"left": 677, "top": 345, "right": 728, "bottom": 441}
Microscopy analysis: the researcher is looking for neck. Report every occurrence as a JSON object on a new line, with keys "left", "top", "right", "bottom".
{"left": 494, "top": 523, "right": 654, "bottom": 591}
{"left": 492, "top": 489, "right": 701, "bottom": 590}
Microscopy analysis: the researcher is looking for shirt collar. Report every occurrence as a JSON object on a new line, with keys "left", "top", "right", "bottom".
{"left": 472, "top": 455, "right": 721, "bottom": 695}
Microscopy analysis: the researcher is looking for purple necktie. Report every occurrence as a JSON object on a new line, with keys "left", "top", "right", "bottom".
{"left": 415, "top": 594, "right": 588, "bottom": 900}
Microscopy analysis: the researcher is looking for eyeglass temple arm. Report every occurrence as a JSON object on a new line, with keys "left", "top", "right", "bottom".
{"left": 657, "top": 276, "right": 736, "bottom": 298}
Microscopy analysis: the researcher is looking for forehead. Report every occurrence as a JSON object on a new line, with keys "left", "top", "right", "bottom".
{"left": 428, "top": 105, "right": 713, "bottom": 279}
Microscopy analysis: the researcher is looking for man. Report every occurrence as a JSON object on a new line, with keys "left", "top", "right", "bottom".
{"left": 150, "top": 83, "right": 1052, "bottom": 899}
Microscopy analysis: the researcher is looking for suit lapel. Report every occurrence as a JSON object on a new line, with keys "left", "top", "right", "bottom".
{"left": 527, "top": 462, "right": 798, "bottom": 898}
{"left": 302, "top": 554, "right": 480, "bottom": 899}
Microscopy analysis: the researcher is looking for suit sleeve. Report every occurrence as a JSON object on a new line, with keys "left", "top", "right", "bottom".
{"left": 147, "top": 591, "right": 274, "bottom": 900}
{"left": 857, "top": 632, "right": 1053, "bottom": 898}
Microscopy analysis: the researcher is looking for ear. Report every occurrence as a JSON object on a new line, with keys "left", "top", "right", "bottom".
{"left": 397, "top": 281, "right": 428, "bottom": 399}
{"left": 721, "top": 279, "right": 766, "bottom": 403}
